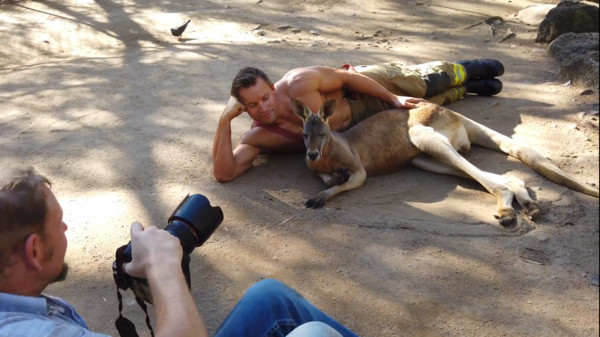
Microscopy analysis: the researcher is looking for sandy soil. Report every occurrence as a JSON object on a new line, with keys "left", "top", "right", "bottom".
{"left": 1, "top": 0, "right": 598, "bottom": 336}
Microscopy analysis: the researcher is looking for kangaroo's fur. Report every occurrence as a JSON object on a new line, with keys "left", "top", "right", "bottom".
{"left": 291, "top": 98, "right": 599, "bottom": 229}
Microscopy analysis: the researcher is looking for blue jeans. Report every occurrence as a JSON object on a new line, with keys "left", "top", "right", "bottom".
{"left": 213, "top": 279, "right": 360, "bottom": 337}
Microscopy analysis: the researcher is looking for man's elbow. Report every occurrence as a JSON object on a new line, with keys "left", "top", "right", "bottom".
{"left": 213, "top": 168, "right": 237, "bottom": 183}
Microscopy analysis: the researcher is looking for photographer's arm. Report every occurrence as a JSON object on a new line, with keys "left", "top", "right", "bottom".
{"left": 123, "top": 222, "right": 208, "bottom": 337}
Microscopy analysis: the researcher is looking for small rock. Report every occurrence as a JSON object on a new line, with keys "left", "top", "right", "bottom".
{"left": 517, "top": 4, "right": 557, "bottom": 25}
{"left": 589, "top": 274, "right": 599, "bottom": 286}
{"left": 277, "top": 24, "right": 291, "bottom": 30}
{"left": 254, "top": 30, "right": 266, "bottom": 36}
{"left": 579, "top": 89, "right": 594, "bottom": 95}
{"left": 310, "top": 30, "right": 320, "bottom": 35}
{"left": 291, "top": 28, "right": 301, "bottom": 33}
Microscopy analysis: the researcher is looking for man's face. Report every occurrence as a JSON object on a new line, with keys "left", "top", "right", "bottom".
{"left": 39, "top": 184, "right": 69, "bottom": 284}
{"left": 238, "top": 78, "right": 277, "bottom": 124}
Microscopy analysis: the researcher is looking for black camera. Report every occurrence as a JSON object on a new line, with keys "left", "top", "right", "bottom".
{"left": 112, "top": 194, "right": 223, "bottom": 304}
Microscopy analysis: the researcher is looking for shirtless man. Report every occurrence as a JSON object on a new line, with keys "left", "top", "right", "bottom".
{"left": 212, "top": 59, "right": 504, "bottom": 182}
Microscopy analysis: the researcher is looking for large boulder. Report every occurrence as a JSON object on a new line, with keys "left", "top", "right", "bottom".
{"left": 535, "top": 1, "right": 599, "bottom": 43}
{"left": 556, "top": 50, "right": 599, "bottom": 88}
{"left": 548, "top": 32, "right": 600, "bottom": 63}
{"left": 547, "top": 32, "right": 599, "bottom": 88}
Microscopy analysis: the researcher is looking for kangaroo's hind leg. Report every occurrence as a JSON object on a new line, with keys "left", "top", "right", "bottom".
{"left": 408, "top": 125, "right": 539, "bottom": 228}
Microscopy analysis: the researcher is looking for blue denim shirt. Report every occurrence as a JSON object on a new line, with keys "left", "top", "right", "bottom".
{"left": 0, "top": 291, "right": 110, "bottom": 337}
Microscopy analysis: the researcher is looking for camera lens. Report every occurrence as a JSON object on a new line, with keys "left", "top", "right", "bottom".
{"left": 112, "top": 193, "right": 223, "bottom": 298}
{"left": 165, "top": 194, "right": 224, "bottom": 255}
{"left": 164, "top": 219, "right": 199, "bottom": 256}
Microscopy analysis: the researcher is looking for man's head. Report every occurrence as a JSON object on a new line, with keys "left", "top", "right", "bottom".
{"left": 0, "top": 166, "right": 68, "bottom": 294}
{"left": 230, "top": 67, "right": 273, "bottom": 102}
{"left": 231, "top": 67, "right": 278, "bottom": 124}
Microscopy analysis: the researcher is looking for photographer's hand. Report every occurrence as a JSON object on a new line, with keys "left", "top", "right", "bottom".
{"left": 123, "top": 222, "right": 182, "bottom": 279}
{"left": 123, "top": 222, "right": 208, "bottom": 337}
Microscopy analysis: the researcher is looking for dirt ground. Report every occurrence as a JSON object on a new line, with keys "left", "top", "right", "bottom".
{"left": 1, "top": 0, "right": 599, "bottom": 336}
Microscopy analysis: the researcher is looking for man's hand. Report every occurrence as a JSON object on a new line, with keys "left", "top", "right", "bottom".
{"left": 122, "top": 222, "right": 182, "bottom": 279}
{"left": 123, "top": 222, "right": 208, "bottom": 337}
{"left": 221, "top": 96, "right": 246, "bottom": 121}
{"left": 393, "top": 96, "right": 428, "bottom": 109}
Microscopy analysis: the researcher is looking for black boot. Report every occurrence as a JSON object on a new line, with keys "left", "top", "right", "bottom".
{"left": 456, "top": 59, "right": 504, "bottom": 79}
{"left": 464, "top": 78, "right": 503, "bottom": 96}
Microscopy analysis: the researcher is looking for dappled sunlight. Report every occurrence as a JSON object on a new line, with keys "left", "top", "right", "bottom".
{"left": 2, "top": 0, "right": 598, "bottom": 336}
{"left": 406, "top": 187, "right": 497, "bottom": 223}
{"left": 363, "top": 243, "right": 500, "bottom": 283}
{"left": 60, "top": 189, "right": 149, "bottom": 257}
{"left": 187, "top": 20, "right": 262, "bottom": 43}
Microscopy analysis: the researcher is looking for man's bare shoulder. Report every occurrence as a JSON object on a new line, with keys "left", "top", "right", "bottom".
{"left": 278, "top": 66, "right": 337, "bottom": 99}
{"left": 281, "top": 66, "right": 336, "bottom": 82}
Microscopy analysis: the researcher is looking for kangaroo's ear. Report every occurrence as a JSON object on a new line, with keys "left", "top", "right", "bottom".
{"left": 290, "top": 98, "right": 311, "bottom": 122}
{"left": 320, "top": 99, "right": 336, "bottom": 121}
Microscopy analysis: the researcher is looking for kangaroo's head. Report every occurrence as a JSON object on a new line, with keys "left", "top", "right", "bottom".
{"left": 291, "top": 98, "right": 336, "bottom": 162}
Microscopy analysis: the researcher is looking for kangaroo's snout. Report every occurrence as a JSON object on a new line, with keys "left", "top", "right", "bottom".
{"left": 307, "top": 150, "right": 320, "bottom": 161}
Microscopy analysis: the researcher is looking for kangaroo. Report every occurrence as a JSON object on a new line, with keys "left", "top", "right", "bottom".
{"left": 291, "top": 98, "right": 599, "bottom": 228}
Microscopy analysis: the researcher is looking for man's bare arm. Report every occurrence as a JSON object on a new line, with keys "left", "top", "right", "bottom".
{"left": 325, "top": 67, "right": 427, "bottom": 108}
{"left": 212, "top": 97, "right": 261, "bottom": 182}
{"left": 289, "top": 66, "right": 425, "bottom": 109}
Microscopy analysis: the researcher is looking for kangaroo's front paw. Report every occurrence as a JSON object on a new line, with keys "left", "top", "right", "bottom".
{"left": 305, "top": 196, "right": 326, "bottom": 209}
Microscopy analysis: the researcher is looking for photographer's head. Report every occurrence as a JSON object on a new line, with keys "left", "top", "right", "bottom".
{"left": 0, "top": 166, "right": 69, "bottom": 296}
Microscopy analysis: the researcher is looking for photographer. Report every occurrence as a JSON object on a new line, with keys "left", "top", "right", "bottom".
{"left": 0, "top": 166, "right": 358, "bottom": 337}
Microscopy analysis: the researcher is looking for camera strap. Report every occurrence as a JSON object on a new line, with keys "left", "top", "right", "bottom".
{"left": 115, "top": 285, "right": 155, "bottom": 337}
{"left": 114, "top": 244, "right": 155, "bottom": 337}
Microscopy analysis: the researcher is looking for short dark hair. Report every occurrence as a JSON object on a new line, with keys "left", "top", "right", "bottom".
{"left": 230, "top": 67, "right": 273, "bottom": 102}
{"left": 0, "top": 166, "right": 51, "bottom": 278}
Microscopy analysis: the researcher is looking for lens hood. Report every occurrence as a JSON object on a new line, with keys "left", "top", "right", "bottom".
{"left": 167, "top": 194, "right": 224, "bottom": 247}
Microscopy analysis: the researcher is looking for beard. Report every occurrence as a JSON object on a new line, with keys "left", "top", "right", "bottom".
{"left": 50, "top": 263, "right": 69, "bottom": 284}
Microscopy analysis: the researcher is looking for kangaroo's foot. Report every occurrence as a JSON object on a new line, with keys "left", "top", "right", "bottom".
{"left": 488, "top": 173, "right": 539, "bottom": 230}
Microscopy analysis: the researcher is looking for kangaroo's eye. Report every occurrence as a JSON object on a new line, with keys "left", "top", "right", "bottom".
{"left": 319, "top": 133, "right": 325, "bottom": 137}
{"left": 302, "top": 133, "right": 308, "bottom": 138}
